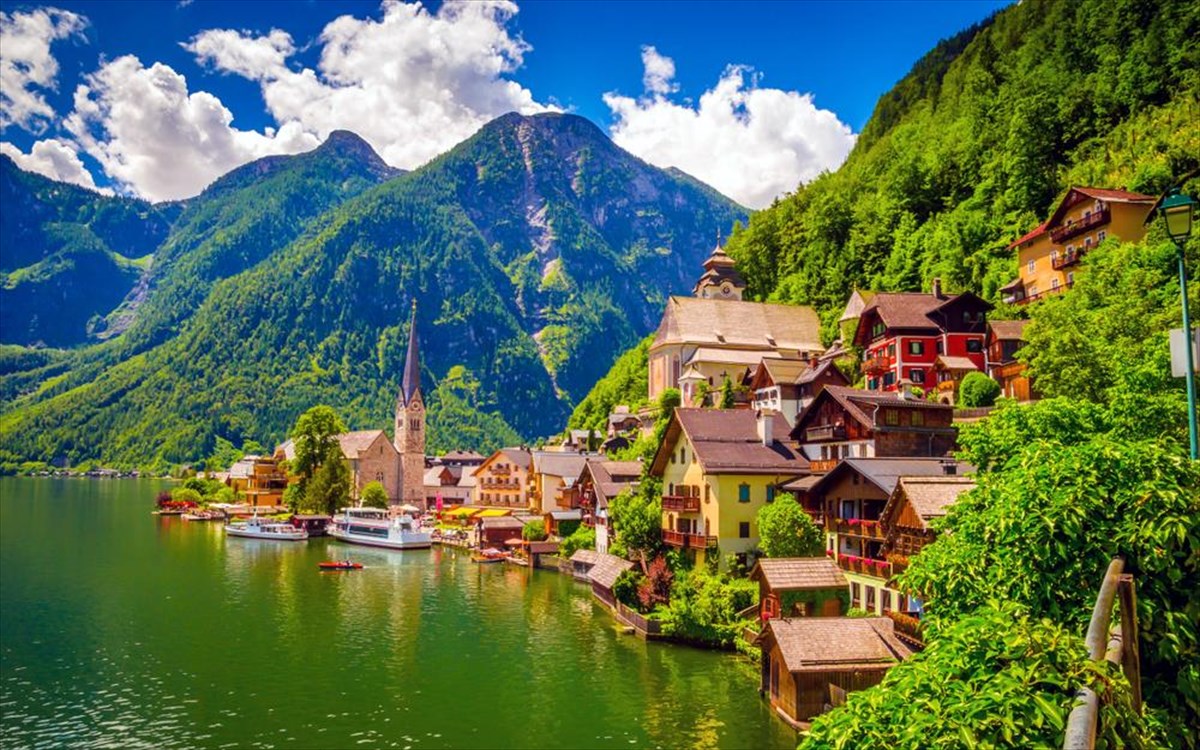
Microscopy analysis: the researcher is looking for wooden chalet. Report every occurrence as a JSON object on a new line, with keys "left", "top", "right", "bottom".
{"left": 749, "top": 558, "right": 848, "bottom": 620}
{"left": 986, "top": 319, "right": 1036, "bottom": 401}
{"left": 577, "top": 458, "right": 641, "bottom": 554}
{"left": 759, "top": 617, "right": 913, "bottom": 727}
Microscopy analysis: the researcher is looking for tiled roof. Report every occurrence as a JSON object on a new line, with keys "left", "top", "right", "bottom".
{"left": 750, "top": 557, "right": 847, "bottom": 591}
{"left": 859, "top": 293, "right": 945, "bottom": 331}
{"left": 886, "top": 476, "right": 976, "bottom": 530}
{"left": 580, "top": 458, "right": 641, "bottom": 506}
{"left": 652, "top": 296, "right": 822, "bottom": 353}
{"left": 754, "top": 357, "right": 812, "bottom": 387}
{"left": 480, "top": 516, "right": 525, "bottom": 530}
{"left": 767, "top": 617, "right": 912, "bottom": 672}
{"left": 935, "top": 355, "right": 978, "bottom": 371}
{"left": 532, "top": 451, "right": 588, "bottom": 480}
{"left": 811, "top": 457, "right": 973, "bottom": 498}
{"left": 1072, "top": 186, "right": 1156, "bottom": 203}
{"left": 587, "top": 553, "right": 635, "bottom": 590}
{"left": 998, "top": 277, "right": 1025, "bottom": 293}
{"left": 688, "top": 347, "right": 779, "bottom": 367}
{"left": 839, "top": 289, "right": 876, "bottom": 323}
{"left": 1008, "top": 220, "right": 1049, "bottom": 249}
{"left": 441, "top": 450, "right": 486, "bottom": 461}
{"left": 651, "top": 408, "right": 808, "bottom": 476}
{"left": 548, "top": 509, "right": 583, "bottom": 521}
{"left": 569, "top": 549, "right": 599, "bottom": 566}
{"left": 795, "top": 385, "right": 952, "bottom": 435}
{"left": 336, "top": 430, "right": 389, "bottom": 459}
{"left": 988, "top": 319, "right": 1028, "bottom": 341}
{"left": 795, "top": 358, "right": 843, "bottom": 386}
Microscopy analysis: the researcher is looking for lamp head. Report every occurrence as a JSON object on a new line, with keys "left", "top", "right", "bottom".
{"left": 1160, "top": 188, "right": 1196, "bottom": 244}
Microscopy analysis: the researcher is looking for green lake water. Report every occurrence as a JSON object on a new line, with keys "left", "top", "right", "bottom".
{"left": 0, "top": 478, "right": 793, "bottom": 749}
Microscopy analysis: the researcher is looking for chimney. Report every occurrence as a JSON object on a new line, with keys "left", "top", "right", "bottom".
{"left": 931, "top": 277, "right": 944, "bottom": 299}
{"left": 941, "top": 459, "right": 957, "bottom": 476}
{"left": 757, "top": 409, "right": 776, "bottom": 447}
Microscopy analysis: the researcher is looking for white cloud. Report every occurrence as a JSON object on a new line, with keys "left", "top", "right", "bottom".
{"left": 1, "top": 138, "right": 104, "bottom": 191}
{"left": 603, "top": 51, "right": 856, "bottom": 209}
{"left": 64, "top": 55, "right": 319, "bottom": 201}
{"left": 185, "top": 0, "right": 549, "bottom": 172}
{"left": 0, "top": 7, "right": 87, "bottom": 133}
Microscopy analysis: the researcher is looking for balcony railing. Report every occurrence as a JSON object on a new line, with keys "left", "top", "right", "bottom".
{"left": 1017, "top": 281, "right": 1073, "bottom": 306}
{"left": 887, "top": 553, "right": 910, "bottom": 574}
{"left": 662, "top": 529, "right": 717, "bottom": 549}
{"left": 1052, "top": 248, "right": 1085, "bottom": 270}
{"left": 836, "top": 518, "right": 886, "bottom": 540}
{"left": 662, "top": 494, "right": 701, "bottom": 512}
{"left": 863, "top": 356, "right": 890, "bottom": 374}
{"left": 836, "top": 555, "right": 892, "bottom": 578}
{"left": 805, "top": 424, "right": 847, "bottom": 442}
{"left": 885, "top": 610, "right": 924, "bottom": 647}
{"left": 808, "top": 458, "right": 839, "bottom": 474}
{"left": 1049, "top": 207, "right": 1109, "bottom": 243}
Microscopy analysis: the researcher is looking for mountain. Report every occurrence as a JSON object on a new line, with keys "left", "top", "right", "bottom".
{"left": 720, "top": 0, "right": 1199, "bottom": 340}
{"left": 571, "top": 0, "right": 1199, "bottom": 419}
{"left": 0, "top": 113, "right": 745, "bottom": 470}
{"left": 0, "top": 156, "right": 173, "bottom": 346}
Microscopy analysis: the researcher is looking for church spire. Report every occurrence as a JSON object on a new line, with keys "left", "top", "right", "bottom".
{"left": 401, "top": 300, "right": 421, "bottom": 405}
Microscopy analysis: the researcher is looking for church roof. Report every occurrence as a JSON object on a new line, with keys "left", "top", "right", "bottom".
{"left": 401, "top": 301, "right": 421, "bottom": 406}
{"left": 652, "top": 297, "right": 822, "bottom": 353}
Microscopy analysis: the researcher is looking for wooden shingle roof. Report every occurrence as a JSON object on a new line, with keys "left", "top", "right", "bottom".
{"left": 749, "top": 557, "right": 847, "bottom": 591}
{"left": 766, "top": 617, "right": 912, "bottom": 673}
{"left": 587, "top": 553, "right": 635, "bottom": 590}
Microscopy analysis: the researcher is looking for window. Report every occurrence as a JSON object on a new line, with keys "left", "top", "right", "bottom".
{"left": 936, "top": 340, "right": 944, "bottom": 355}
{"left": 766, "top": 485, "right": 776, "bottom": 503}
{"left": 1050, "top": 249, "right": 1058, "bottom": 264}
{"left": 884, "top": 409, "right": 898, "bottom": 426}
{"left": 1066, "top": 244, "right": 1074, "bottom": 255}
{"left": 738, "top": 484, "right": 751, "bottom": 503}
{"left": 1027, "top": 259, "right": 1035, "bottom": 274}
{"left": 1051, "top": 278, "right": 1060, "bottom": 290}
{"left": 851, "top": 582, "right": 861, "bottom": 608}
{"left": 866, "top": 586, "right": 876, "bottom": 612}
{"left": 841, "top": 499, "right": 856, "bottom": 519}
{"left": 1067, "top": 272, "right": 1075, "bottom": 286}
{"left": 1098, "top": 230, "right": 1107, "bottom": 242}
{"left": 966, "top": 339, "right": 983, "bottom": 353}
{"left": 907, "top": 341, "right": 924, "bottom": 355}
{"left": 911, "top": 410, "right": 924, "bottom": 427}
{"left": 705, "top": 484, "right": 710, "bottom": 503}
{"left": 883, "top": 372, "right": 896, "bottom": 387}
{"left": 887, "top": 344, "right": 896, "bottom": 358}
{"left": 739, "top": 521, "right": 750, "bottom": 538}
{"left": 679, "top": 447, "right": 686, "bottom": 464}
{"left": 910, "top": 369, "right": 925, "bottom": 384}
{"left": 883, "top": 590, "right": 893, "bottom": 613}
{"left": 872, "top": 322, "right": 885, "bottom": 338}
{"left": 1029, "top": 285, "right": 1038, "bottom": 296}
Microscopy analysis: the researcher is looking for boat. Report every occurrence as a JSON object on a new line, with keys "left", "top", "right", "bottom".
{"left": 181, "top": 509, "right": 224, "bottom": 521}
{"left": 318, "top": 560, "right": 363, "bottom": 571}
{"left": 329, "top": 507, "right": 432, "bottom": 550}
{"left": 225, "top": 516, "right": 308, "bottom": 541}
{"left": 471, "top": 548, "right": 507, "bottom": 564}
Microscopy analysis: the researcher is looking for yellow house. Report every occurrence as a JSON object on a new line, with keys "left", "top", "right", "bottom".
{"left": 471, "top": 448, "right": 533, "bottom": 508}
{"left": 1001, "top": 186, "right": 1156, "bottom": 304}
{"left": 649, "top": 408, "right": 808, "bottom": 570}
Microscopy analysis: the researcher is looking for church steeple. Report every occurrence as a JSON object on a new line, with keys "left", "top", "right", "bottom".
{"left": 395, "top": 300, "right": 426, "bottom": 508}
{"left": 401, "top": 300, "right": 421, "bottom": 406}
{"left": 692, "top": 234, "right": 746, "bottom": 300}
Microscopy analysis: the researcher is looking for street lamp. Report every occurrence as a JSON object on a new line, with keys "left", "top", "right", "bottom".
{"left": 1160, "top": 188, "right": 1198, "bottom": 459}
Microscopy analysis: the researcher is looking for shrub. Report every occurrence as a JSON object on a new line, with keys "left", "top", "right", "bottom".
{"left": 559, "top": 525, "right": 595, "bottom": 559}
{"left": 612, "top": 569, "right": 642, "bottom": 610}
{"left": 170, "top": 487, "right": 202, "bottom": 504}
{"left": 360, "top": 481, "right": 388, "bottom": 509}
{"left": 522, "top": 519, "right": 547, "bottom": 542}
{"left": 958, "top": 371, "right": 1001, "bottom": 407}
{"left": 656, "top": 568, "right": 757, "bottom": 647}
{"left": 637, "top": 556, "right": 673, "bottom": 611}
{"left": 756, "top": 496, "right": 824, "bottom": 558}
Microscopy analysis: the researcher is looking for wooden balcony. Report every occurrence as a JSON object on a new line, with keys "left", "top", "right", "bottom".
{"left": 836, "top": 555, "right": 891, "bottom": 578}
{"left": 1052, "top": 248, "right": 1084, "bottom": 270}
{"left": 808, "top": 458, "right": 839, "bottom": 474}
{"left": 885, "top": 610, "right": 924, "bottom": 648}
{"left": 887, "top": 553, "right": 911, "bottom": 574}
{"left": 662, "top": 529, "right": 716, "bottom": 549}
{"left": 662, "top": 494, "right": 701, "bottom": 512}
{"left": 836, "top": 518, "right": 886, "bottom": 540}
{"left": 805, "top": 424, "right": 847, "bottom": 442}
{"left": 1016, "top": 281, "right": 1072, "bottom": 305}
{"left": 863, "top": 356, "right": 890, "bottom": 374}
{"left": 1049, "top": 207, "right": 1109, "bottom": 243}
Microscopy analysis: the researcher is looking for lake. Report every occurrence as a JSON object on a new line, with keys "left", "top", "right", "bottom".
{"left": 0, "top": 478, "right": 794, "bottom": 749}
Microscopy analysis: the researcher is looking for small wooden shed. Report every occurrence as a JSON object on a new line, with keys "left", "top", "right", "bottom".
{"left": 748, "top": 557, "right": 848, "bottom": 620}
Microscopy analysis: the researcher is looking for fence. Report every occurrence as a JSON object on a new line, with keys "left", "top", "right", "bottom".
{"left": 1062, "top": 558, "right": 1141, "bottom": 750}
{"left": 616, "top": 602, "right": 662, "bottom": 637}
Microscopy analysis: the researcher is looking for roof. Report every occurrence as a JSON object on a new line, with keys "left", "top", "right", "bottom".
{"left": 838, "top": 289, "right": 876, "bottom": 323}
{"left": 475, "top": 448, "right": 533, "bottom": 476}
{"left": 1008, "top": 220, "right": 1049, "bottom": 249}
{"left": 336, "top": 430, "right": 390, "bottom": 459}
{"left": 569, "top": 549, "right": 600, "bottom": 566}
{"left": 749, "top": 557, "right": 847, "bottom": 591}
{"left": 751, "top": 357, "right": 812, "bottom": 390}
{"left": 688, "top": 347, "right": 780, "bottom": 368}
{"left": 400, "top": 301, "right": 421, "bottom": 406}
{"left": 650, "top": 408, "right": 809, "bottom": 476}
{"left": 587, "top": 553, "right": 635, "bottom": 590}
{"left": 1012, "top": 187, "right": 1156, "bottom": 248}
{"left": 441, "top": 450, "right": 486, "bottom": 462}
{"left": 780, "top": 474, "right": 821, "bottom": 493}
{"left": 765, "top": 617, "right": 912, "bottom": 672}
{"left": 988, "top": 319, "right": 1028, "bottom": 341}
{"left": 935, "top": 355, "right": 978, "bottom": 371}
{"left": 652, "top": 296, "right": 822, "bottom": 353}
{"left": 998, "top": 277, "right": 1025, "bottom": 292}
{"left": 580, "top": 458, "right": 641, "bottom": 506}
{"left": 795, "top": 358, "right": 845, "bottom": 386}
{"left": 532, "top": 451, "right": 588, "bottom": 480}
{"left": 883, "top": 476, "right": 976, "bottom": 531}
{"left": 548, "top": 509, "right": 583, "bottom": 521}
{"left": 1071, "top": 186, "right": 1156, "bottom": 203}
{"left": 793, "top": 385, "right": 953, "bottom": 437}
{"left": 809, "top": 457, "right": 973, "bottom": 499}
{"left": 423, "top": 467, "right": 446, "bottom": 485}
{"left": 480, "top": 516, "right": 525, "bottom": 529}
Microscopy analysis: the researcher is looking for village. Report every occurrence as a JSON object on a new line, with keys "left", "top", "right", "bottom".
{"left": 172, "top": 185, "right": 1167, "bottom": 731}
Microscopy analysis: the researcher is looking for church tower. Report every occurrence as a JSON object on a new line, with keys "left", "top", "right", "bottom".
{"left": 692, "top": 236, "right": 746, "bottom": 300}
{"left": 395, "top": 301, "right": 426, "bottom": 508}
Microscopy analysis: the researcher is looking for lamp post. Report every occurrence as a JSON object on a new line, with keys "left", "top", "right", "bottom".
{"left": 1160, "top": 188, "right": 1198, "bottom": 459}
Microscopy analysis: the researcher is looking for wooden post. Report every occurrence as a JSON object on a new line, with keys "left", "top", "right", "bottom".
{"left": 1117, "top": 575, "right": 1142, "bottom": 713}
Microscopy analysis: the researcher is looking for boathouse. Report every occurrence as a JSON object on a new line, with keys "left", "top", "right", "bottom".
{"left": 748, "top": 557, "right": 848, "bottom": 620}
{"left": 759, "top": 617, "right": 912, "bottom": 727}
{"left": 587, "top": 553, "right": 634, "bottom": 607}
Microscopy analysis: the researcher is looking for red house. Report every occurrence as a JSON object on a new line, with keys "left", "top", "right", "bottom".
{"left": 853, "top": 280, "right": 992, "bottom": 398}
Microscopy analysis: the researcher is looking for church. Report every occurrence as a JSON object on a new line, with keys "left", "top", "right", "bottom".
{"left": 648, "top": 241, "right": 825, "bottom": 405}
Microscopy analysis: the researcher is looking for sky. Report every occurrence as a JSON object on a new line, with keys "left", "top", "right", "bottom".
{"left": 0, "top": 0, "right": 1009, "bottom": 208}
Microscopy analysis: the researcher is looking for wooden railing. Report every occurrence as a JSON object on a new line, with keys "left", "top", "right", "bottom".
{"left": 662, "top": 494, "right": 701, "bottom": 512}
{"left": 662, "top": 529, "right": 716, "bottom": 549}
{"left": 662, "top": 529, "right": 686, "bottom": 547}
{"left": 806, "top": 424, "right": 847, "bottom": 442}
{"left": 1050, "top": 207, "right": 1109, "bottom": 243}
{"left": 1063, "top": 558, "right": 1141, "bottom": 750}
{"left": 885, "top": 610, "right": 924, "bottom": 647}
{"left": 808, "top": 458, "right": 839, "bottom": 474}
{"left": 836, "top": 555, "right": 891, "bottom": 578}
{"left": 836, "top": 519, "right": 886, "bottom": 540}
{"left": 1052, "top": 248, "right": 1085, "bottom": 270}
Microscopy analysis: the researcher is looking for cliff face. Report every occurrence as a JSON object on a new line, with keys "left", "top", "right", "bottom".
{"left": 0, "top": 113, "right": 746, "bottom": 468}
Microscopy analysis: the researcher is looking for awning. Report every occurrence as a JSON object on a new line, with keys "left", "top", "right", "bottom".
{"left": 443, "top": 507, "right": 477, "bottom": 518}
{"left": 476, "top": 508, "right": 512, "bottom": 517}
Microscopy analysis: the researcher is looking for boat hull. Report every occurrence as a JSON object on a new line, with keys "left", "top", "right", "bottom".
{"left": 225, "top": 527, "right": 308, "bottom": 541}
{"left": 329, "top": 527, "right": 431, "bottom": 550}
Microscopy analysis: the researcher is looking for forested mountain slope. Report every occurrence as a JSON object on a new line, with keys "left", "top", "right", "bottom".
{"left": 0, "top": 113, "right": 744, "bottom": 470}
{"left": 724, "top": 0, "right": 1199, "bottom": 339}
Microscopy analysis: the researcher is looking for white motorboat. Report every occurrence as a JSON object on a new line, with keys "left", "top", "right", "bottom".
{"left": 330, "top": 507, "right": 432, "bottom": 550}
{"left": 225, "top": 516, "right": 308, "bottom": 541}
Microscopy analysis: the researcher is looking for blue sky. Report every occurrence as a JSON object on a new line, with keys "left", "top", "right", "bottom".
{"left": 0, "top": 0, "right": 1009, "bottom": 206}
